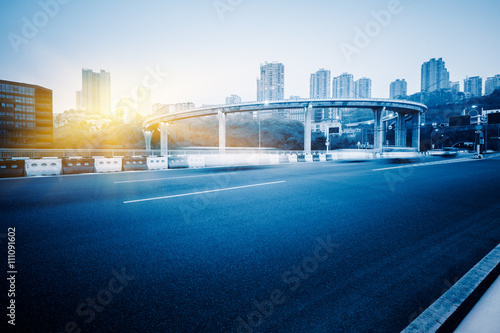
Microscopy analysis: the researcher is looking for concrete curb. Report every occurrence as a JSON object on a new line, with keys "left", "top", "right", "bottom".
{"left": 402, "top": 244, "right": 500, "bottom": 332}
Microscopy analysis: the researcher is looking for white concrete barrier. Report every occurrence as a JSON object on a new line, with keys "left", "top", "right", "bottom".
{"left": 319, "top": 154, "right": 327, "bottom": 162}
{"left": 147, "top": 157, "right": 168, "bottom": 170}
{"left": 305, "top": 154, "right": 313, "bottom": 162}
{"left": 288, "top": 155, "right": 298, "bottom": 163}
{"left": 25, "top": 158, "right": 62, "bottom": 176}
{"left": 269, "top": 154, "right": 280, "bottom": 164}
{"left": 94, "top": 157, "right": 122, "bottom": 173}
{"left": 187, "top": 156, "right": 205, "bottom": 168}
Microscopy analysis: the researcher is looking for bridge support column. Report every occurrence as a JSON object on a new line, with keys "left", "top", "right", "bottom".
{"left": 412, "top": 112, "right": 421, "bottom": 151}
{"left": 304, "top": 104, "right": 313, "bottom": 154}
{"left": 159, "top": 122, "right": 169, "bottom": 156}
{"left": 143, "top": 130, "right": 153, "bottom": 152}
{"left": 218, "top": 111, "right": 226, "bottom": 154}
{"left": 373, "top": 107, "right": 385, "bottom": 151}
{"left": 395, "top": 114, "right": 407, "bottom": 147}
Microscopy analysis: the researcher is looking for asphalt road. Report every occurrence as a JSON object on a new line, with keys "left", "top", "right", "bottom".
{"left": 1, "top": 156, "right": 500, "bottom": 333}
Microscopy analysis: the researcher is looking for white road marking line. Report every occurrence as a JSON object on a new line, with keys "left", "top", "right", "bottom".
{"left": 123, "top": 181, "right": 286, "bottom": 204}
{"left": 114, "top": 172, "right": 236, "bottom": 184}
{"left": 372, "top": 158, "right": 474, "bottom": 171}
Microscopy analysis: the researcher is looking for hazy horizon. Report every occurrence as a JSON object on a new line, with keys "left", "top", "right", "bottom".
{"left": 1, "top": 0, "right": 499, "bottom": 114}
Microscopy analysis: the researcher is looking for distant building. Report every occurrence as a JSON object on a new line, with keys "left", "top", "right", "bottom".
{"left": 77, "top": 69, "right": 111, "bottom": 116}
{"left": 451, "top": 81, "right": 460, "bottom": 93}
{"left": 310, "top": 69, "right": 332, "bottom": 122}
{"left": 257, "top": 62, "right": 284, "bottom": 102}
{"left": 421, "top": 58, "right": 450, "bottom": 93}
{"left": 136, "top": 86, "right": 152, "bottom": 116}
{"left": 354, "top": 77, "right": 372, "bottom": 98}
{"left": 390, "top": 79, "right": 407, "bottom": 99}
{"left": 485, "top": 75, "right": 500, "bottom": 95}
{"left": 0, "top": 79, "right": 53, "bottom": 148}
{"left": 332, "top": 73, "right": 354, "bottom": 98}
{"left": 225, "top": 95, "right": 242, "bottom": 105}
{"left": 115, "top": 97, "right": 136, "bottom": 124}
{"left": 464, "top": 76, "right": 483, "bottom": 97}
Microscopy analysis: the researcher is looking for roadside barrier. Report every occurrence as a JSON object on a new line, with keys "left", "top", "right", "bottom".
{"left": 279, "top": 155, "right": 289, "bottom": 164}
{"left": 297, "top": 155, "right": 306, "bottom": 162}
{"left": 168, "top": 156, "right": 189, "bottom": 168}
{"left": 123, "top": 157, "right": 148, "bottom": 171}
{"left": 0, "top": 159, "right": 24, "bottom": 178}
{"left": 258, "top": 154, "right": 272, "bottom": 165}
{"left": 187, "top": 156, "right": 205, "bottom": 168}
{"left": 25, "top": 158, "right": 62, "bottom": 176}
{"left": 94, "top": 157, "right": 122, "bottom": 173}
{"left": 147, "top": 157, "right": 168, "bottom": 170}
{"left": 269, "top": 154, "right": 280, "bottom": 164}
{"left": 312, "top": 154, "right": 320, "bottom": 162}
{"left": 319, "top": 154, "right": 327, "bottom": 162}
{"left": 288, "top": 155, "right": 298, "bottom": 163}
{"left": 62, "top": 157, "right": 94, "bottom": 174}
{"left": 325, "top": 154, "right": 334, "bottom": 161}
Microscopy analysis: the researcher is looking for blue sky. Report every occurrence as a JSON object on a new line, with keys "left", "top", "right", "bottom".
{"left": 1, "top": 0, "right": 499, "bottom": 113}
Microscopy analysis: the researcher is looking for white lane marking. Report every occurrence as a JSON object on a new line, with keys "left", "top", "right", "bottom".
{"left": 123, "top": 181, "right": 286, "bottom": 204}
{"left": 114, "top": 172, "right": 236, "bottom": 184}
{"left": 372, "top": 158, "right": 474, "bottom": 171}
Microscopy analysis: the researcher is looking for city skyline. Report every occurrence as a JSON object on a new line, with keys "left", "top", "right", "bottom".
{"left": 1, "top": 0, "right": 500, "bottom": 114}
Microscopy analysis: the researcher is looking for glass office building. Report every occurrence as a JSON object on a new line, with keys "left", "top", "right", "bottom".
{"left": 0, "top": 79, "right": 53, "bottom": 148}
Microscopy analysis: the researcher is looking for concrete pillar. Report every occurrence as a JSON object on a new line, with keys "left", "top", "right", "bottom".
{"left": 218, "top": 111, "right": 226, "bottom": 154}
{"left": 159, "top": 122, "right": 168, "bottom": 156}
{"left": 142, "top": 130, "right": 153, "bottom": 152}
{"left": 396, "top": 114, "right": 407, "bottom": 147}
{"left": 304, "top": 104, "right": 313, "bottom": 153}
{"left": 412, "top": 112, "right": 421, "bottom": 151}
{"left": 373, "top": 107, "right": 385, "bottom": 151}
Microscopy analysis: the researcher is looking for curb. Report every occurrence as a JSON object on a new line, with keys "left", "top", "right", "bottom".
{"left": 402, "top": 244, "right": 500, "bottom": 332}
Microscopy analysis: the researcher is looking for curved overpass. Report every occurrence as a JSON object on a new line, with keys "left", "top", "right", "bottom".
{"left": 142, "top": 99, "right": 428, "bottom": 154}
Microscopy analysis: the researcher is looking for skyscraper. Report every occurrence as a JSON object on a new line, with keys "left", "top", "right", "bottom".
{"left": 136, "top": 86, "right": 152, "bottom": 116}
{"left": 354, "top": 78, "right": 372, "bottom": 98}
{"left": 451, "top": 81, "right": 460, "bottom": 93}
{"left": 332, "top": 73, "right": 354, "bottom": 98}
{"left": 257, "top": 62, "right": 284, "bottom": 102}
{"left": 421, "top": 58, "right": 450, "bottom": 93}
{"left": 390, "top": 79, "right": 407, "bottom": 99}
{"left": 77, "top": 68, "right": 111, "bottom": 116}
{"left": 464, "top": 76, "right": 483, "bottom": 97}
{"left": 485, "top": 75, "right": 500, "bottom": 95}
{"left": 310, "top": 69, "right": 331, "bottom": 99}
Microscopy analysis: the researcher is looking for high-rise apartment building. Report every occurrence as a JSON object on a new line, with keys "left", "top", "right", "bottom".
{"left": 226, "top": 95, "right": 242, "bottom": 105}
{"left": 257, "top": 62, "right": 284, "bottom": 102}
{"left": 464, "top": 76, "right": 483, "bottom": 97}
{"left": 421, "top": 58, "right": 450, "bottom": 93}
{"left": 485, "top": 75, "right": 500, "bottom": 95}
{"left": 332, "top": 73, "right": 354, "bottom": 98}
{"left": 354, "top": 77, "right": 372, "bottom": 98}
{"left": 451, "top": 81, "right": 460, "bottom": 93}
{"left": 310, "top": 69, "right": 331, "bottom": 99}
{"left": 77, "top": 69, "right": 111, "bottom": 116}
{"left": 390, "top": 79, "right": 407, "bottom": 99}
{"left": 0, "top": 79, "right": 53, "bottom": 148}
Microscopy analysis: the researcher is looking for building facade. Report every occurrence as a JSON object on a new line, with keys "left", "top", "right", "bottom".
{"left": 485, "top": 75, "right": 500, "bottom": 95}
{"left": 421, "top": 58, "right": 450, "bottom": 93}
{"left": 354, "top": 77, "right": 372, "bottom": 98}
{"left": 390, "top": 79, "right": 407, "bottom": 99}
{"left": 464, "top": 76, "right": 483, "bottom": 97}
{"left": 310, "top": 69, "right": 332, "bottom": 122}
{"left": 257, "top": 62, "right": 284, "bottom": 102}
{"left": 332, "top": 73, "right": 354, "bottom": 98}
{"left": 0, "top": 79, "right": 53, "bottom": 148}
{"left": 226, "top": 95, "right": 242, "bottom": 105}
{"left": 77, "top": 68, "right": 111, "bottom": 116}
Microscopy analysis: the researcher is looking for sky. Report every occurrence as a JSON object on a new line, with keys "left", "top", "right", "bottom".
{"left": 1, "top": 0, "right": 499, "bottom": 114}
